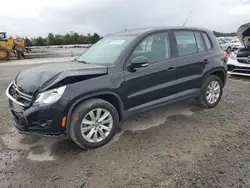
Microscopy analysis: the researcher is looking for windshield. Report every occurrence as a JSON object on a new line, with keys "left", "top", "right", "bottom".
{"left": 77, "top": 35, "right": 136, "bottom": 64}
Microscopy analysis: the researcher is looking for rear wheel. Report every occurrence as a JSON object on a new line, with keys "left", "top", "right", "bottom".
{"left": 69, "top": 98, "right": 119, "bottom": 149}
{"left": 0, "top": 47, "right": 10, "bottom": 60}
{"left": 14, "top": 45, "right": 25, "bottom": 52}
{"left": 196, "top": 75, "right": 223, "bottom": 108}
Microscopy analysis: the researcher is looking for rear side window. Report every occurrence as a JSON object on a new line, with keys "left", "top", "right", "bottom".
{"left": 174, "top": 31, "right": 197, "bottom": 56}
{"left": 202, "top": 33, "right": 212, "bottom": 50}
{"left": 194, "top": 32, "right": 206, "bottom": 52}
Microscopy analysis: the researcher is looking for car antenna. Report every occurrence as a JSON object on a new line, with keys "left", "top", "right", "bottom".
{"left": 183, "top": 12, "right": 192, "bottom": 26}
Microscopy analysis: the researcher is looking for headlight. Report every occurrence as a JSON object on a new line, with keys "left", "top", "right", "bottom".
{"left": 34, "top": 86, "right": 66, "bottom": 105}
{"left": 229, "top": 52, "right": 236, "bottom": 60}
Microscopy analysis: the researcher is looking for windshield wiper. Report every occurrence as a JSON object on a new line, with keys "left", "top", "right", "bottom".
{"left": 77, "top": 60, "right": 89, "bottom": 64}
{"left": 73, "top": 58, "right": 89, "bottom": 64}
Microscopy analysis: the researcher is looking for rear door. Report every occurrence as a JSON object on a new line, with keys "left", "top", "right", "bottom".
{"left": 170, "top": 30, "right": 209, "bottom": 96}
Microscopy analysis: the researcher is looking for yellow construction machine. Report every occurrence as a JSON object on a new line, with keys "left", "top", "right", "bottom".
{"left": 0, "top": 32, "right": 30, "bottom": 60}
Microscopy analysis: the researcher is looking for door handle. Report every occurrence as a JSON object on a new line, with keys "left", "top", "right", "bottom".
{"left": 167, "top": 67, "right": 176, "bottom": 71}
{"left": 204, "top": 59, "right": 209, "bottom": 64}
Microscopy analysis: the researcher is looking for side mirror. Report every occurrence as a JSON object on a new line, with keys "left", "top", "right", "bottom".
{"left": 130, "top": 56, "right": 149, "bottom": 69}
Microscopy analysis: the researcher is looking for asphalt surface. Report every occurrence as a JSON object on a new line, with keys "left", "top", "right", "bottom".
{"left": 0, "top": 63, "right": 250, "bottom": 188}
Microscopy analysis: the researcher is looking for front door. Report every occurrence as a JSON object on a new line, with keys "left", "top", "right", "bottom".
{"left": 124, "top": 31, "right": 179, "bottom": 112}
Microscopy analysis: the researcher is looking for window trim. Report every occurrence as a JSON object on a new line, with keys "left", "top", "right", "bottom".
{"left": 171, "top": 29, "right": 214, "bottom": 58}
{"left": 124, "top": 30, "right": 172, "bottom": 69}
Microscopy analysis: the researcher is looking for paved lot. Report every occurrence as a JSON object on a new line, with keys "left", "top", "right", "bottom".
{"left": 0, "top": 63, "right": 250, "bottom": 188}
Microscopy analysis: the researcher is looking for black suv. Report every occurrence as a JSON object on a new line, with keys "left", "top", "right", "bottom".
{"left": 6, "top": 27, "right": 227, "bottom": 148}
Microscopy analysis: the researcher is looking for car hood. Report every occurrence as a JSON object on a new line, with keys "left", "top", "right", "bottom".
{"left": 14, "top": 61, "right": 108, "bottom": 94}
{"left": 237, "top": 23, "right": 250, "bottom": 47}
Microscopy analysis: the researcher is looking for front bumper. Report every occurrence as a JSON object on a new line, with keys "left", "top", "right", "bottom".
{"left": 8, "top": 99, "right": 67, "bottom": 136}
{"left": 227, "top": 57, "right": 250, "bottom": 76}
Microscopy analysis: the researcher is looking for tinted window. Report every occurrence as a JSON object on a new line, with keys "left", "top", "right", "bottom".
{"left": 174, "top": 31, "right": 197, "bottom": 56}
{"left": 77, "top": 35, "right": 136, "bottom": 64}
{"left": 194, "top": 32, "right": 206, "bottom": 52}
{"left": 132, "top": 32, "right": 171, "bottom": 62}
{"left": 202, "top": 33, "right": 212, "bottom": 50}
{"left": 0, "top": 33, "right": 5, "bottom": 39}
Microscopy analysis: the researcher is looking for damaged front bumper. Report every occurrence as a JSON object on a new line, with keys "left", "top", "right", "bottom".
{"left": 6, "top": 82, "right": 68, "bottom": 136}
{"left": 8, "top": 99, "right": 67, "bottom": 136}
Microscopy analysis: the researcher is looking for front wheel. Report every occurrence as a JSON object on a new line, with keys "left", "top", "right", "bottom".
{"left": 69, "top": 99, "right": 119, "bottom": 149}
{"left": 196, "top": 75, "right": 223, "bottom": 108}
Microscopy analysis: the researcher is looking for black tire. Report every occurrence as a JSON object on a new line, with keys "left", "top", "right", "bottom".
{"left": 0, "top": 47, "right": 10, "bottom": 60}
{"left": 196, "top": 75, "right": 223, "bottom": 108}
{"left": 14, "top": 45, "right": 25, "bottom": 53}
{"left": 69, "top": 98, "right": 119, "bottom": 149}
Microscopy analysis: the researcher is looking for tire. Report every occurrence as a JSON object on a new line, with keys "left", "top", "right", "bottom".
{"left": 0, "top": 47, "right": 10, "bottom": 60}
{"left": 69, "top": 98, "right": 119, "bottom": 149}
{"left": 17, "top": 52, "right": 25, "bottom": 59}
{"left": 196, "top": 75, "right": 223, "bottom": 108}
{"left": 14, "top": 45, "right": 25, "bottom": 53}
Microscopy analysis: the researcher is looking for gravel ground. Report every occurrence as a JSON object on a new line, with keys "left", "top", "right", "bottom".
{"left": 0, "top": 63, "right": 250, "bottom": 188}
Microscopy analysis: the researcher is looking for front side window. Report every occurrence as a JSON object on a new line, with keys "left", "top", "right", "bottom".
{"left": 174, "top": 31, "right": 198, "bottom": 56}
{"left": 0, "top": 33, "right": 5, "bottom": 39}
{"left": 131, "top": 32, "right": 171, "bottom": 62}
{"left": 77, "top": 35, "right": 136, "bottom": 64}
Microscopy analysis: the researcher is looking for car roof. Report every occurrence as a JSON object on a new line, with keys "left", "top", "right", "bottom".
{"left": 110, "top": 26, "right": 211, "bottom": 37}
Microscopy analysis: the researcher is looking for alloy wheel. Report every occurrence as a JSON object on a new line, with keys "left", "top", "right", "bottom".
{"left": 206, "top": 80, "right": 221, "bottom": 104}
{"left": 81, "top": 108, "right": 113, "bottom": 143}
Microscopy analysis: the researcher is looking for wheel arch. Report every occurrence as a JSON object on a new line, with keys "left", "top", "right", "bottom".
{"left": 65, "top": 92, "right": 125, "bottom": 133}
{"left": 204, "top": 68, "right": 227, "bottom": 87}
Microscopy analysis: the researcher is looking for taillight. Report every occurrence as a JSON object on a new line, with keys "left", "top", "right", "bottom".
{"left": 224, "top": 51, "right": 228, "bottom": 58}
{"left": 223, "top": 51, "right": 229, "bottom": 63}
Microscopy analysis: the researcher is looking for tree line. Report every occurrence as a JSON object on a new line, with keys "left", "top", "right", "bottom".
{"left": 24, "top": 32, "right": 102, "bottom": 46}
{"left": 213, "top": 31, "right": 236, "bottom": 37}
{"left": 23, "top": 30, "right": 236, "bottom": 46}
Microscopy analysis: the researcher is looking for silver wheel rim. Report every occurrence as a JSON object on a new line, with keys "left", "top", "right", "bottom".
{"left": 206, "top": 80, "right": 221, "bottom": 104}
{"left": 81, "top": 108, "right": 113, "bottom": 143}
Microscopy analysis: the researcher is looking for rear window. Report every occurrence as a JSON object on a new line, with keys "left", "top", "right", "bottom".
{"left": 202, "top": 33, "right": 212, "bottom": 50}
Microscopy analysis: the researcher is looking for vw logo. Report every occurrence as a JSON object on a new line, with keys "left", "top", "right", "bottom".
{"left": 247, "top": 56, "right": 250, "bottom": 63}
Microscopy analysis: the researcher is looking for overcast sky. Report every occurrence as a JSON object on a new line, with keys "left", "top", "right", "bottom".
{"left": 1, "top": 0, "right": 250, "bottom": 37}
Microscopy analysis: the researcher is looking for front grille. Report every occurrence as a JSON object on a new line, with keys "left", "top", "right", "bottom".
{"left": 237, "top": 58, "right": 248, "bottom": 64}
{"left": 234, "top": 69, "right": 250, "bottom": 74}
{"left": 228, "top": 65, "right": 250, "bottom": 74}
{"left": 8, "top": 83, "right": 32, "bottom": 106}
{"left": 236, "top": 48, "right": 250, "bottom": 64}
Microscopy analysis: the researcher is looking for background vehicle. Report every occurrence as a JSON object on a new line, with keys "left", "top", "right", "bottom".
{"left": 6, "top": 27, "right": 227, "bottom": 149}
{"left": 0, "top": 32, "right": 29, "bottom": 60}
{"left": 228, "top": 23, "right": 250, "bottom": 76}
{"left": 217, "top": 37, "right": 242, "bottom": 53}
